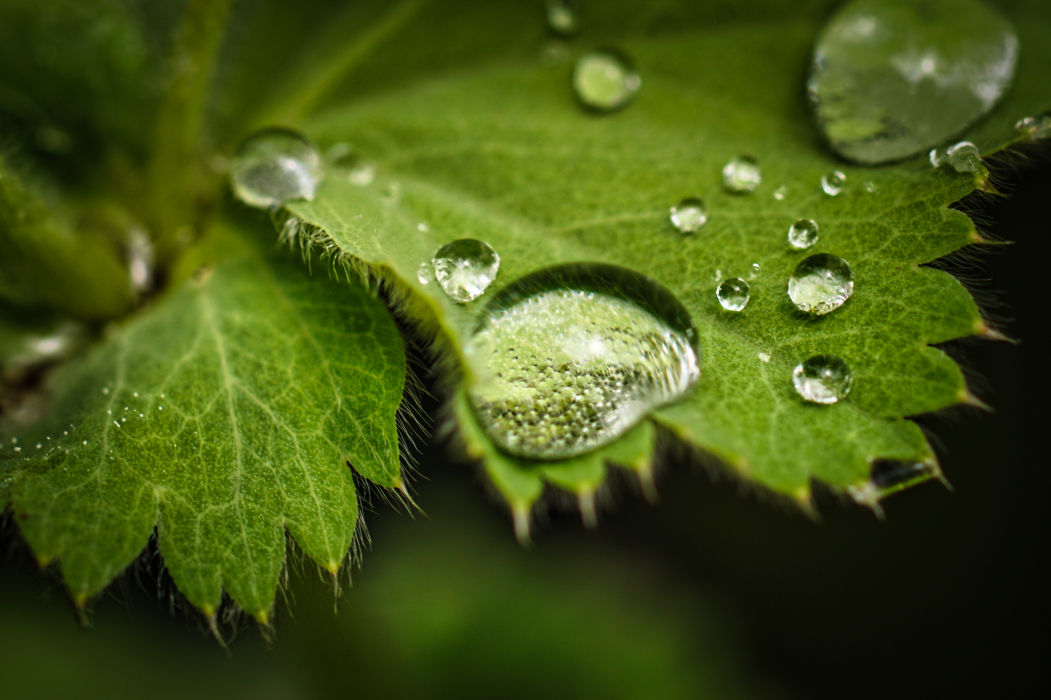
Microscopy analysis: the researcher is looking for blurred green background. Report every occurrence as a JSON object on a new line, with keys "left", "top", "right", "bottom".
{"left": 1, "top": 164, "right": 1047, "bottom": 699}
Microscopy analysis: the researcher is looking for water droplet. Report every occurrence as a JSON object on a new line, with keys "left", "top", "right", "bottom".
{"left": 573, "top": 49, "right": 640, "bottom": 112}
{"left": 1015, "top": 113, "right": 1051, "bottom": 139}
{"left": 863, "top": 181, "right": 877, "bottom": 193}
{"left": 929, "top": 146, "right": 948, "bottom": 167}
{"left": 127, "top": 228, "right": 154, "bottom": 294}
{"left": 230, "top": 128, "right": 323, "bottom": 208}
{"left": 541, "top": 40, "right": 570, "bottom": 66}
{"left": 749, "top": 262, "right": 761, "bottom": 279}
{"left": 792, "top": 355, "right": 853, "bottom": 404}
{"left": 773, "top": 185, "right": 787, "bottom": 200}
{"left": 722, "top": 156, "right": 762, "bottom": 193}
{"left": 416, "top": 261, "right": 434, "bottom": 285}
{"left": 432, "top": 239, "right": 500, "bottom": 302}
{"left": 546, "top": 0, "right": 579, "bottom": 36}
{"left": 821, "top": 170, "right": 846, "bottom": 196}
{"left": 788, "top": 219, "right": 819, "bottom": 250}
{"left": 946, "top": 140, "right": 982, "bottom": 173}
{"left": 758, "top": 352, "right": 771, "bottom": 363}
{"left": 417, "top": 222, "right": 430, "bottom": 233}
{"left": 808, "top": 0, "right": 1018, "bottom": 163}
{"left": 669, "top": 197, "right": 708, "bottom": 234}
{"left": 788, "top": 253, "right": 855, "bottom": 315}
{"left": 716, "top": 278, "right": 750, "bottom": 312}
{"left": 712, "top": 269, "right": 722, "bottom": 283}
{"left": 464, "top": 264, "right": 699, "bottom": 460}
{"left": 326, "top": 142, "right": 376, "bottom": 187}
{"left": 102, "top": 387, "right": 109, "bottom": 395}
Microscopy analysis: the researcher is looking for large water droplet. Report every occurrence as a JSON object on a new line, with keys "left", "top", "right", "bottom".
{"left": 230, "top": 128, "right": 323, "bottom": 208}
{"left": 788, "top": 253, "right": 855, "bottom": 315}
{"left": 792, "top": 355, "right": 853, "bottom": 404}
{"left": 821, "top": 170, "right": 846, "bottom": 196}
{"left": 716, "top": 278, "right": 750, "bottom": 312}
{"left": 722, "top": 156, "right": 762, "bottom": 193}
{"left": 546, "top": 0, "right": 579, "bottom": 36}
{"left": 669, "top": 197, "right": 708, "bottom": 234}
{"left": 464, "top": 264, "right": 699, "bottom": 460}
{"left": 946, "top": 140, "right": 982, "bottom": 173}
{"left": 788, "top": 219, "right": 819, "bottom": 250}
{"left": 808, "top": 0, "right": 1018, "bottom": 164}
{"left": 573, "top": 49, "right": 640, "bottom": 112}
{"left": 432, "top": 239, "right": 500, "bottom": 302}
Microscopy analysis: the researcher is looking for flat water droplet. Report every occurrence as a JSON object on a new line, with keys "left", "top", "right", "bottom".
{"left": 788, "top": 253, "right": 855, "bottom": 315}
{"left": 792, "top": 355, "right": 853, "bottom": 404}
{"left": 773, "top": 185, "right": 787, "bottom": 200}
{"left": 546, "top": 0, "right": 579, "bottom": 36}
{"left": 573, "top": 49, "right": 640, "bottom": 112}
{"left": 1015, "top": 114, "right": 1051, "bottom": 140}
{"left": 788, "top": 219, "right": 820, "bottom": 250}
{"left": 669, "top": 197, "right": 708, "bottom": 234}
{"left": 821, "top": 170, "right": 846, "bottom": 196}
{"left": 716, "top": 278, "right": 750, "bottom": 312}
{"left": 417, "top": 262, "right": 434, "bottom": 285}
{"left": 808, "top": 0, "right": 1018, "bottom": 164}
{"left": 465, "top": 264, "right": 699, "bottom": 460}
{"left": 946, "top": 140, "right": 982, "bottom": 173}
{"left": 230, "top": 128, "right": 323, "bottom": 208}
{"left": 432, "top": 239, "right": 500, "bottom": 302}
{"left": 722, "top": 156, "right": 762, "bottom": 193}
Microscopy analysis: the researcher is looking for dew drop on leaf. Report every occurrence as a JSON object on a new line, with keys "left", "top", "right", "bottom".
{"left": 808, "top": 0, "right": 1018, "bottom": 164}
{"left": 722, "top": 155, "right": 762, "bottom": 193}
{"left": 230, "top": 128, "right": 323, "bottom": 208}
{"left": 432, "top": 239, "right": 500, "bottom": 302}
{"left": 821, "top": 170, "right": 846, "bottom": 196}
{"left": 546, "top": 0, "right": 579, "bottom": 36}
{"left": 1015, "top": 113, "right": 1051, "bottom": 139}
{"left": 572, "top": 49, "right": 640, "bottom": 112}
{"left": 417, "top": 261, "right": 434, "bottom": 285}
{"left": 669, "top": 197, "right": 708, "bottom": 234}
{"left": 863, "top": 181, "right": 878, "bottom": 193}
{"left": 788, "top": 219, "right": 820, "bottom": 250}
{"left": 716, "top": 277, "right": 750, "bottom": 311}
{"left": 792, "top": 355, "right": 853, "bottom": 404}
{"left": 464, "top": 264, "right": 699, "bottom": 460}
{"left": 946, "top": 140, "right": 982, "bottom": 173}
{"left": 773, "top": 185, "right": 787, "bottom": 200}
{"left": 788, "top": 253, "right": 855, "bottom": 315}
{"left": 750, "top": 262, "right": 762, "bottom": 279}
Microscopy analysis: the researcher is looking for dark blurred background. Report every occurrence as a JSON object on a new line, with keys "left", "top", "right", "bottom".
{"left": 1, "top": 162, "right": 1048, "bottom": 699}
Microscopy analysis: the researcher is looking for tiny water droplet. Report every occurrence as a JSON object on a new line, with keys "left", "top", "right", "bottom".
{"left": 1015, "top": 114, "right": 1051, "bottom": 139}
{"left": 417, "top": 261, "right": 434, "bottom": 285}
{"left": 788, "top": 253, "right": 855, "bottom": 315}
{"left": 788, "top": 219, "right": 819, "bottom": 250}
{"left": 773, "top": 185, "right": 787, "bottom": 200}
{"left": 722, "top": 156, "right": 762, "bottom": 193}
{"left": 417, "top": 222, "right": 430, "bottom": 233}
{"left": 326, "top": 142, "right": 376, "bottom": 186}
{"left": 821, "top": 170, "right": 846, "bottom": 196}
{"left": 127, "top": 228, "right": 154, "bottom": 294}
{"left": 546, "top": 0, "right": 579, "bottom": 36}
{"left": 573, "top": 49, "right": 640, "bottom": 112}
{"left": 792, "top": 355, "right": 853, "bottom": 404}
{"left": 946, "top": 141, "right": 982, "bottom": 173}
{"left": 749, "top": 262, "right": 761, "bottom": 279}
{"left": 863, "top": 181, "right": 877, "bottom": 193}
{"left": 930, "top": 146, "right": 948, "bottom": 167}
{"left": 230, "top": 128, "right": 323, "bottom": 208}
{"left": 716, "top": 278, "right": 750, "bottom": 312}
{"left": 712, "top": 269, "right": 722, "bottom": 283}
{"left": 102, "top": 387, "right": 109, "bottom": 395}
{"left": 465, "top": 265, "right": 699, "bottom": 460}
{"left": 669, "top": 197, "right": 707, "bottom": 234}
{"left": 758, "top": 352, "right": 771, "bottom": 362}
{"left": 432, "top": 239, "right": 500, "bottom": 302}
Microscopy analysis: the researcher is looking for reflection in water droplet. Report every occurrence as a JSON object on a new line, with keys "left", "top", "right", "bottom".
{"left": 946, "top": 140, "right": 982, "bottom": 173}
{"left": 788, "top": 253, "right": 854, "bottom": 315}
{"left": 788, "top": 219, "right": 819, "bottom": 250}
{"left": 716, "top": 278, "right": 750, "bottom": 311}
{"left": 808, "top": 0, "right": 1018, "bottom": 163}
{"left": 773, "top": 185, "right": 787, "bottom": 200}
{"left": 722, "top": 156, "right": 762, "bottom": 193}
{"left": 546, "top": 0, "right": 579, "bottom": 36}
{"left": 669, "top": 197, "right": 708, "bottom": 234}
{"left": 417, "top": 262, "right": 434, "bottom": 285}
{"left": 230, "top": 128, "right": 323, "bottom": 208}
{"left": 1015, "top": 114, "right": 1051, "bottom": 139}
{"left": 573, "top": 49, "right": 640, "bottom": 112}
{"left": 432, "top": 239, "right": 500, "bottom": 302}
{"left": 792, "top": 355, "right": 853, "bottom": 404}
{"left": 821, "top": 170, "right": 846, "bottom": 196}
{"left": 464, "top": 265, "right": 699, "bottom": 460}
{"left": 750, "top": 262, "right": 761, "bottom": 279}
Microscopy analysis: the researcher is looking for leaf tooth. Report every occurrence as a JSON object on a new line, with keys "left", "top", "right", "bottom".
{"left": 512, "top": 506, "right": 532, "bottom": 547}
{"left": 577, "top": 490, "right": 599, "bottom": 529}
{"left": 957, "top": 388, "right": 992, "bottom": 412}
{"left": 634, "top": 463, "right": 659, "bottom": 505}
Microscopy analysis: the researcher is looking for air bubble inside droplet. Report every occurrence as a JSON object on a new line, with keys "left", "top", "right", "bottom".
{"left": 465, "top": 264, "right": 699, "bottom": 460}
{"left": 788, "top": 219, "right": 819, "bottom": 250}
{"left": 788, "top": 253, "right": 855, "bottom": 315}
{"left": 432, "top": 239, "right": 500, "bottom": 302}
{"left": 669, "top": 197, "right": 707, "bottom": 234}
{"left": 722, "top": 156, "right": 762, "bottom": 193}
{"left": 230, "top": 128, "right": 323, "bottom": 208}
{"left": 573, "top": 49, "right": 640, "bottom": 112}
{"left": 716, "top": 278, "right": 750, "bottom": 312}
{"left": 821, "top": 170, "right": 846, "bottom": 196}
{"left": 792, "top": 355, "right": 853, "bottom": 404}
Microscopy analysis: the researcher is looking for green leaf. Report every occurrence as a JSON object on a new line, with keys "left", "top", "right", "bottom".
{"left": 0, "top": 214, "right": 406, "bottom": 617}
{"left": 283, "top": 0, "right": 1050, "bottom": 518}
